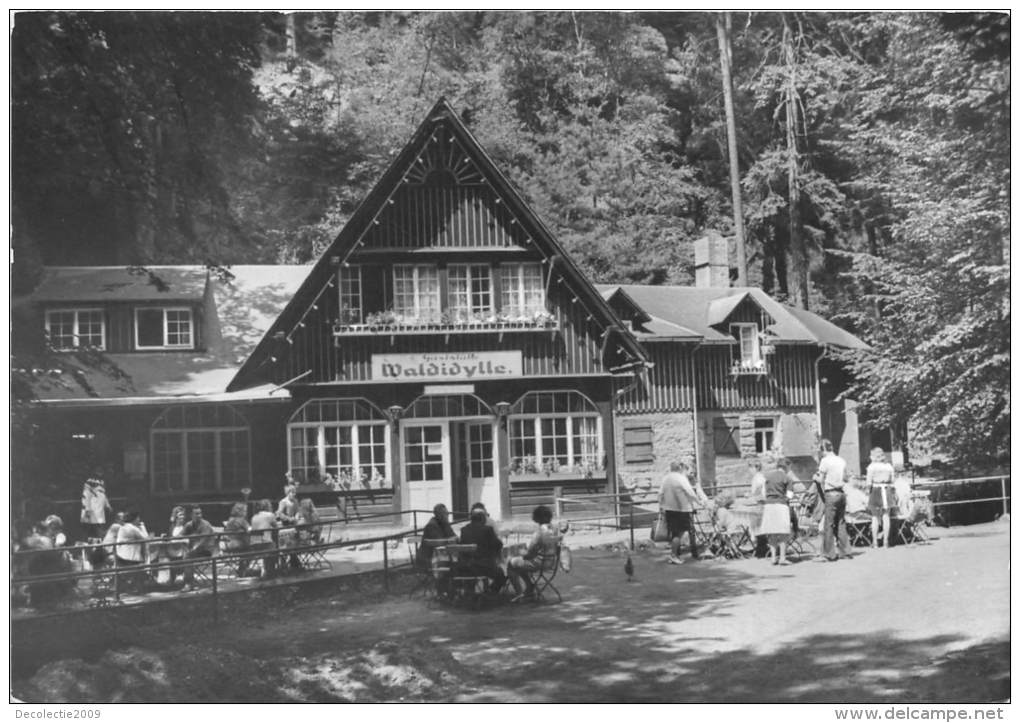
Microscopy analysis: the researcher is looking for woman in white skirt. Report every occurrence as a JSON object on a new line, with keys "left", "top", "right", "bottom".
{"left": 865, "top": 447, "right": 897, "bottom": 548}
{"left": 759, "top": 455, "right": 795, "bottom": 565}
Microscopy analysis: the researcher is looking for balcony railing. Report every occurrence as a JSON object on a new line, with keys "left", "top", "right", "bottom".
{"left": 730, "top": 360, "right": 769, "bottom": 376}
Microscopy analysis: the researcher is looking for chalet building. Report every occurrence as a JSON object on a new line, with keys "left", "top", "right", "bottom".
{"left": 16, "top": 100, "right": 873, "bottom": 530}
{"left": 600, "top": 232, "right": 873, "bottom": 493}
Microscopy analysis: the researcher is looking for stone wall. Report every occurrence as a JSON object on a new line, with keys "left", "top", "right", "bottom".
{"left": 697, "top": 409, "right": 821, "bottom": 492}
{"left": 613, "top": 412, "right": 696, "bottom": 497}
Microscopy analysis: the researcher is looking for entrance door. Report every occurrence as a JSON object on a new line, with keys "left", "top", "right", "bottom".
{"left": 464, "top": 421, "right": 499, "bottom": 518}
{"left": 403, "top": 423, "right": 451, "bottom": 513}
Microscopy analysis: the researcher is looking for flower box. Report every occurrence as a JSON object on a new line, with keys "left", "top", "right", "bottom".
{"left": 509, "top": 470, "right": 607, "bottom": 483}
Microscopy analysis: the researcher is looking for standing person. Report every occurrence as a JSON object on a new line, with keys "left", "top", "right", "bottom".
{"left": 747, "top": 456, "right": 769, "bottom": 559}
{"left": 814, "top": 439, "right": 852, "bottom": 562}
{"left": 759, "top": 456, "right": 794, "bottom": 566}
{"left": 865, "top": 447, "right": 897, "bottom": 549}
{"left": 80, "top": 472, "right": 112, "bottom": 540}
{"left": 658, "top": 460, "right": 708, "bottom": 565}
{"left": 249, "top": 499, "right": 278, "bottom": 579}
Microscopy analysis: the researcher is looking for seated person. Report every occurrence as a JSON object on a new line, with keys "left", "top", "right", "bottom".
{"left": 249, "top": 499, "right": 278, "bottom": 579}
{"left": 469, "top": 502, "right": 497, "bottom": 531}
{"left": 507, "top": 505, "right": 560, "bottom": 601}
{"left": 419, "top": 503, "right": 457, "bottom": 565}
{"left": 457, "top": 507, "right": 506, "bottom": 593}
{"left": 295, "top": 498, "right": 322, "bottom": 544}
{"left": 222, "top": 502, "right": 252, "bottom": 576}
{"left": 44, "top": 515, "right": 68, "bottom": 547}
{"left": 94, "top": 511, "right": 124, "bottom": 568}
{"left": 115, "top": 511, "right": 149, "bottom": 567}
{"left": 180, "top": 506, "right": 217, "bottom": 591}
{"left": 277, "top": 485, "right": 300, "bottom": 525}
{"left": 845, "top": 478, "right": 870, "bottom": 516}
{"left": 23, "top": 521, "right": 74, "bottom": 607}
{"left": 114, "top": 511, "right": 150, "bottom": 591}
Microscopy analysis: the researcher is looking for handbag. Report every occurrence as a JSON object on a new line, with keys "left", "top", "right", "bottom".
{"left": 650, "top": 512, "right": 670, "bottom": 543}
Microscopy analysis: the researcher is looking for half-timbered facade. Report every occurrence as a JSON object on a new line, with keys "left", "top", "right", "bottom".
{"left": 17, "top": 101, "right": 873, "bottom": 532}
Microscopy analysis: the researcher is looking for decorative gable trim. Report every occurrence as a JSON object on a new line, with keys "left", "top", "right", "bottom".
{"left": 228, "top": 99, "right": 646, "bottom": 392}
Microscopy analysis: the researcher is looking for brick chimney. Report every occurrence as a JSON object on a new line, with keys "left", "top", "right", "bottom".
{"left": 694, "top": 230, "right": 730, "bottom": 288}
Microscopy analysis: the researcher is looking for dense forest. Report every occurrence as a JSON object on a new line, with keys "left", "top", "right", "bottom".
{"left": 10, "top": 11, "right": 1009, "bottom": 467}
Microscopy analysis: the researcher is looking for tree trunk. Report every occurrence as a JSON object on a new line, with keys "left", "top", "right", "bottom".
{"left": 716, "top": 12, "right": 747, "bottom": 287}
{"left": 783, "top": 14, "right": 809, "bottom": 310}
{"left": 286, "top": 14, "right": 297, "bottom": 71}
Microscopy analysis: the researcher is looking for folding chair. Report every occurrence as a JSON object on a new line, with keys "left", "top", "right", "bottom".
{"left": 845, "top": 511, "right": 872, "bottom": 547}
{"left": 702, "top": 508, "right": 747, "bottom": 560}
{"left": 894, "top": 496, "right": 934, "bottom": 545}
{"left": 530, "top": 545, "right": 563, "bottom": 603}
{"left": 293, "top": 542, "right": 333, "bottom": 572}
{"left": 692, "top": 507, "right": 718, "bottom": 557}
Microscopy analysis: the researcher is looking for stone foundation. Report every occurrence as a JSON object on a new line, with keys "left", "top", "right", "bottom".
{"left": 613, "top": 412, "right": 696, "bottom": 495}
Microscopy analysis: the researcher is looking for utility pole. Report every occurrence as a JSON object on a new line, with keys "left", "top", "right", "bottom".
{"left": 717, "top": 12, "right": 747, "bottom": 287}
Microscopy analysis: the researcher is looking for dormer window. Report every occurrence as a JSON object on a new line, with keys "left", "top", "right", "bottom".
{"left": 135, "top": 307, "right": 194, "bottom": 350}
{"left": 732, "top": 323, "right": 763, "bottom": 370}
{"left": 45, "top": 309, "right": 105, "bottom": 351}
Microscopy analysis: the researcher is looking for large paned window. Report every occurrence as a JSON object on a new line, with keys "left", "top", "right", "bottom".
{"left": 448, "top": 264, "right": 493, "bottom": 321}
{"left": 150, "top": 405, "right": 250, "bottom": 493}
{"left": 508, "top": 391, "right": 603, "bottom": 476}
{"left": 393, "top": 265, "right": 441, "bottom": 323}
{"left": 338, "top": 266, "right": 363, "bottom": 323}
{"left": 288, "top": 399, "right": 390, "bottom": 489}
{"left": 500, "top": 263, "right": 545, "bottom": 319}
{"left": 731, "top": 323, "right": 762, "bottom": 370}
{"left": 136, "top": 307, "right": 194, "bottom": 349}
{"left": 45, "top": 309, "right": 105, "bottom": 350}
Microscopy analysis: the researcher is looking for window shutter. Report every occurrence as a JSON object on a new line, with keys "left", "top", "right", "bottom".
{"left": 623, "top": 424, "right": 654, "bottom": 463}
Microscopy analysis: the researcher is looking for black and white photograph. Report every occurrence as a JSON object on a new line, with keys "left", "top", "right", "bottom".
{"left": 9, "top": 9, "right": 1010, "bottom": 708}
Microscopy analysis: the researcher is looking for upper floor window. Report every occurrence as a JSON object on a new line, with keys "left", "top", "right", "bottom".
{"left": 754, "top": 417, "right": 776, "bottom": 453}
{"left": 136, "top": 307, "right": 194, "bottom": 350}
{"left": 448, "top": 264, "right": 493, "bottom": 322}
{"left": 731, "top": 323, "right": 762, "bottom": 370}
{"left": 339, "top": 266, "right": 363, "bottom": 324}
{"left": 500, "top": 263, "right": 545, "bottom": 320}
{"left": 393, "top": 265, "right": 441, "bottom": 323}
{"left": 45, "top": 308, "right": 105, "bottom": 350}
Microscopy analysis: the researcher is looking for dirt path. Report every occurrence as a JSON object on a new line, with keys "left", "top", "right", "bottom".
{"left": 14, "top": 521, "right": 1010, "bottom": 703}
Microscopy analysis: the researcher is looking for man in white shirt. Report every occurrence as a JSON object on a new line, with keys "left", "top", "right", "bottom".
{"left": 814, "top": 439, "right": 852, "bottom": 561}
{"left": 658, "top": 460, "right": 708, "bottom": 564}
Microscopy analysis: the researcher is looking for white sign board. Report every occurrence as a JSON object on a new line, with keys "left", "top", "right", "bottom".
{"left": 371, "top": 351, "right": 523, "bottom": 382}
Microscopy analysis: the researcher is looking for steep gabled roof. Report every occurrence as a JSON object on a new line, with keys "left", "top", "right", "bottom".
{"left": 31, "top": 266, "right": 208, "bottom": 303}
{"left": 228, "top": 99, "right": 646, "bottom": 391}
{"left": 598, "top": 284, "right": 870, "bottom": 350}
